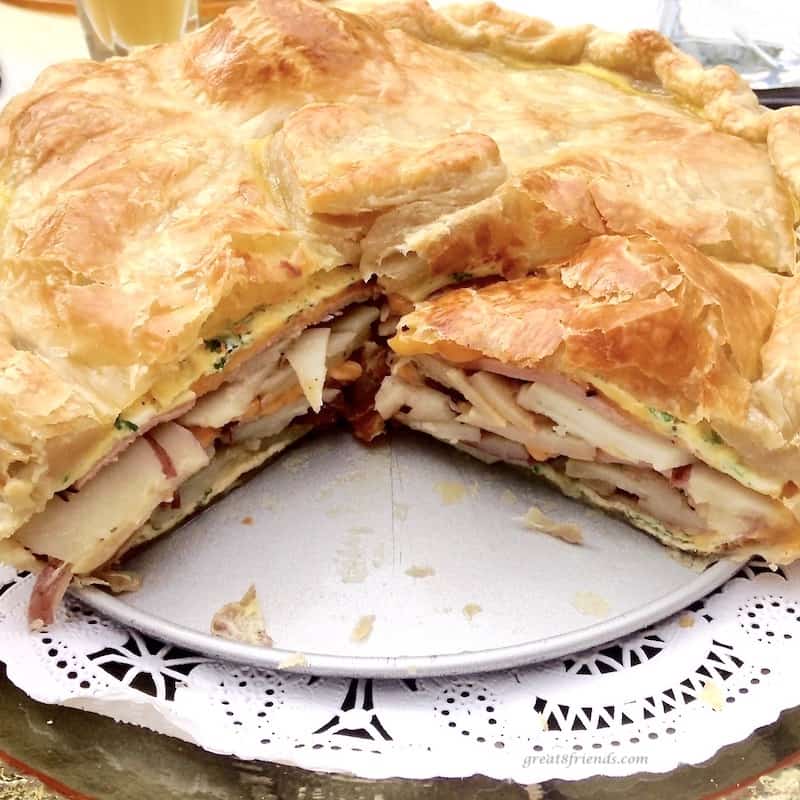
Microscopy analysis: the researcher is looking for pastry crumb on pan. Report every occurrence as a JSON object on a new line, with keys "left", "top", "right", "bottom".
{"left": 404, "top": 565, "right": 436, "bottom": 578}
{"left": 519, "top": 506, "right": 584, "bottom": 545}
{"left": 211, "top": 585, "right": 272, "bottom": 647}
{"left": 463, "top": 603, "right": 483, "bottom": 621}
{"left": 350, "top": 614, "right": 376, "bottom": 642}
{"left": 278, "top": 652, "right": 308, "bottom": 669}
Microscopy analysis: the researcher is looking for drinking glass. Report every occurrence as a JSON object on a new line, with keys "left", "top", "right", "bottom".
{"left": 75, "top": 0, "right": 200, "bottom": 60}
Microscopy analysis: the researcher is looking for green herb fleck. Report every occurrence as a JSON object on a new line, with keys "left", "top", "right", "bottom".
{"left": 114, "top": 416, "right": 139, "bottom": 433}
{"left": 705, "top": 429, "right": 724, "bottom": 445}
{"left": 205, "top": 332, "right": 243, "bottom": 356}
{"left": 648, "top": 408, "right": 677, "bottom": 425}
{"left": 206, "top": 333, "right": 245, "bottom": 372}
{"left": 62, "top": 474, "right": 70, "bottom": 485}
{"left": 451, "top": 271, "right": 473, "bottom": 282}
{"left": 530, "top": 464, "right": 542, "bottom": 475}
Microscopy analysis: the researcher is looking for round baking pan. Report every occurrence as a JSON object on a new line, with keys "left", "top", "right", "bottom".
{"left": 76, "top": 429, "right": 740, "bottom": 678}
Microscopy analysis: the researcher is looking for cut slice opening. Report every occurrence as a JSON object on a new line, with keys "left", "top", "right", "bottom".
{"left": 16, "top": 301, "right": 386, "bottom": 624}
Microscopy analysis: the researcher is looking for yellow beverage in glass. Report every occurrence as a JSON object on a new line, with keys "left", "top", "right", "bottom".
{"left": 76, "top": 0, "right": 199, "bottom": 58}
{"left": 4, "top": 1, "right": 242, "bottom": 19}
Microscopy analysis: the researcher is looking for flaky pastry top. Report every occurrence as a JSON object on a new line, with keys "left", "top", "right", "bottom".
{"left": 391, "top": 231, "right": 800, "bottom": 486}
{"left": 0, "top": 0, "right": 798, "bottom": 539}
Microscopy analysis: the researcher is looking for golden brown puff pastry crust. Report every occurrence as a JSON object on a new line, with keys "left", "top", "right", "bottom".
{"left": 390, "top": 232, "right": 800, "bottom": 488}
{"left": 0, "top": 0, "right": 798, "bottom": 546}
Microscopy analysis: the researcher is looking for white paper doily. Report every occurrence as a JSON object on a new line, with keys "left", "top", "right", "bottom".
{"left": 1, "top": 559, "right": 799, "bottom": 783}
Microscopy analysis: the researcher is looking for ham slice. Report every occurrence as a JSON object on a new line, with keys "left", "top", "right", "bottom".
{"left": 518, "top": 382, "right": 692, "bottom": 471}
{"left": 16, "top": 422, "right": 210, "bottom": 574}
{"left": 28, "top": 561, "right": 73, "bottom": 629}
{"left": 75, "top": 398, "right": 195, "bottom": 489}
{"left": 145, "top": 434, "right": 178, "bottom": 479}
{"left": 466, "top": 359, "right": 584, "bottom": 390}
{"left": 468, "top": 359, "right": 644, "bottom": 432}
{"left": 565, "top": 460, "right": 706, "bottom": 532}
{"left": 477, "top": 433, "right": 530, "bottom": 464}
{"left": 456, "top": 405, "right": 595, "bottom": 461}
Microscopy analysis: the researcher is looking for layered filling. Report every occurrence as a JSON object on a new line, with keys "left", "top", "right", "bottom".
{"left": 18, "top": 305, "right": 381, "bottom": 624}
{"left": 376, "top": 355, "right": 797, "bottom": 552}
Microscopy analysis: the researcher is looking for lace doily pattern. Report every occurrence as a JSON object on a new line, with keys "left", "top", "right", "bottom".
{"left": 1, "top": 560, "right": 798, "bottom": 782}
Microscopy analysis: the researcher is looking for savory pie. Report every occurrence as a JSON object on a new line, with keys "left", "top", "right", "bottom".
{"left": 0, "top": 0, "right": 798, "bottom": 624}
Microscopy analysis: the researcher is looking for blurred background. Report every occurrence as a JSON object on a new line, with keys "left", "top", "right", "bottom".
{"left": 2, "top": 0, "right": 244, "bottom": 17}
{"left": 2, "top": 0, "right": 248, "bottom": 58}
{"left": 1, "top": 0, "right": 797, "bottom": 86}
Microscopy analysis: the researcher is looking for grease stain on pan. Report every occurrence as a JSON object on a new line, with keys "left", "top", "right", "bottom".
{"left": 463, "top": 603, "right": 482, "bottom": 621}
{"left": 405, "top": 565, "right": 435, "bottom": 578}
{"left": 572, "top": 591, "right": 610, "bottom": 618}
{"left": 351, "top": 614, "right": 376, "bottom": 643}
{"left": 434, "top": 480, "right": 478, "bottom": 505}
{"left": 336, "top": 526, "right": 382, "bottom": 583}
{"left": 281, "top": 451, "right": 312, "bottom": 474}
{"left": 500, "top": 489, "right": 519, "bottom": 505}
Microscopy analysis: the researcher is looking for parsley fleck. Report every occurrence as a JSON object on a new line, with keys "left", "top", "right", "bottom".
{"left": 114, "top": 416, "right": 139, "bottom": 433}
{"left": 705, "top": 429, "right": 723, "bottom": 445}
{"left": 205, "top": 332, "right": 243, "bottom": 368}
{"left": 451, "top": 271, "right": 473, "bottom": 282}
{"left": 648, "top": 408, "right": 677, "bottom": 425}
